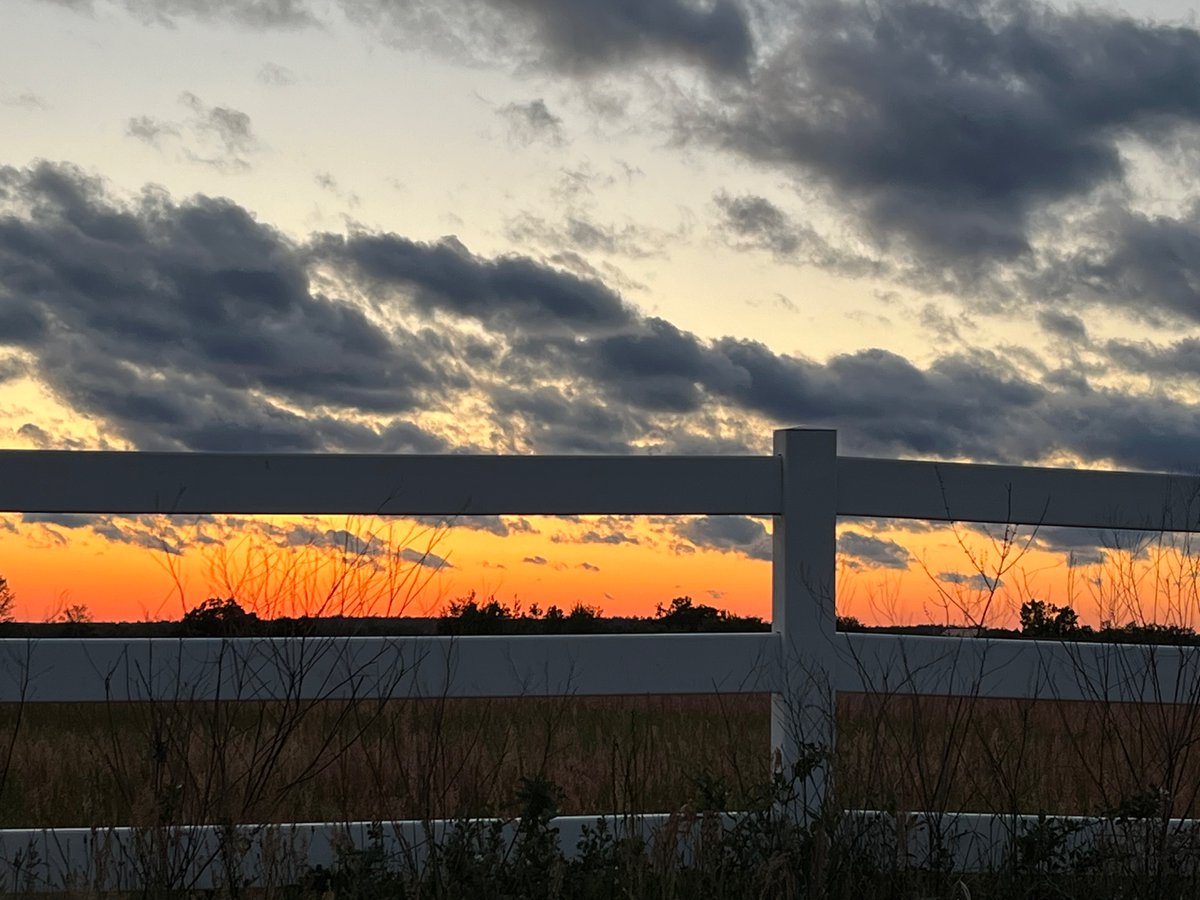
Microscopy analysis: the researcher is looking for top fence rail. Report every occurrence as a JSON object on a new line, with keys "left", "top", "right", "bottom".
{"left": 2, "top": 447, "right": 1200, "bottom": 532}
{"left": 0, "top": 452, "right": 781, "bottom": 516}
{"left": 840, "top": 457, "right": 1200, "bottom": 531}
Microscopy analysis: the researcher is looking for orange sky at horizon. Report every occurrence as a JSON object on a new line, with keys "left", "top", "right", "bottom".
{"left": 1, "top": 513, "right": 772, "bottom": 623}
{"left": 1, "top": 512, "right": 1187, "bottom": 630}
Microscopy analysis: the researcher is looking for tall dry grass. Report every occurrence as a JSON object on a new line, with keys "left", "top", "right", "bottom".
{"left": 3, "top": 692, "right": 1199, "bottom": 828}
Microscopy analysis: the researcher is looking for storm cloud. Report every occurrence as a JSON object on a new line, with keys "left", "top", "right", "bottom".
{"left": 39, "top": 0, "right": 318, "bottom": 29}
{"left": 343, "top": 0, "right": 754, "bottom": 78}
{"left": 838, "top": 531, "right": 910, "bottom": 570}
{"left": 712, "top": 191, "right": 877, "bottom": 276}
{"left": 677, "top": 516, "right": 771, "bottom": 560}
{"left": 939, "top": 572, "right": 1005, "bottom": 591}
{"left": 688, "top": 0, "right": 1200, "bottom": 270}
{"left": 1025, "top": 201, "right": 1200, "bottom": 325}
{"left": 6, "top": 163, "right": 1200, "bottom": 472}
{"left": 316, "top": 230, "right": 636, "bottom": 337}
{"left": 0, "top": 162, "right": 450, "bottom": 451}
{"left": 39, "top": 0, "right": 754, "bottom": 78}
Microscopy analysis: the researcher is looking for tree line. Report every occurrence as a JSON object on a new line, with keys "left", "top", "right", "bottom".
{"left": 1, "top": 573, "right": 1199, "bottom": 643}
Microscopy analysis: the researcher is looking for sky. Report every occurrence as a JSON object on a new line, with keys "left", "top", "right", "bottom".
{"left": 4, "top": 0, "right": 1200, "bottom": 625}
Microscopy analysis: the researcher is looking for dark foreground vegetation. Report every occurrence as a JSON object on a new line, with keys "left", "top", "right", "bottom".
{"left": 2, "top": 679, "right": 1200, "bottom": 896}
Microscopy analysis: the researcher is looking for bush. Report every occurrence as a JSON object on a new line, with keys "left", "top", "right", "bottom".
{"left": 652, "top": 596, "right": 768, "bottom": 633}
{"left": 438, "top": 592, "right": 516, "bottom": 635}
{"left": 181, "top": 596, "right": 261, "bottom": 636}
{"left": 1020, "top": 599, "right": 1083, "bottom": 638}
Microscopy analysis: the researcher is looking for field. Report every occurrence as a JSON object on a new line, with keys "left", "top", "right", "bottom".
{"left": 1, "top": 691, "right": 1196, "bottom": 829}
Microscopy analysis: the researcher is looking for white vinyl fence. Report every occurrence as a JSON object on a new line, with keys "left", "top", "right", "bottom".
{"left": 1, "top": 426, "right": 1200, "bottom": 889}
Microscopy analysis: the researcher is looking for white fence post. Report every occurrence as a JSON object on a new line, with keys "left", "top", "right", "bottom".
{"left": 772, "top": 427, "right": 838, "bottom": 820}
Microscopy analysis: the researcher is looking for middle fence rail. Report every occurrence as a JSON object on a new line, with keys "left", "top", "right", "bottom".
{"left": 2, "top": 426, "right": 1200, "bottom": 887}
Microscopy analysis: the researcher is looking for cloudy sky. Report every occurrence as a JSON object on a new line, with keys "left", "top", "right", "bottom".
{"left": 3, "top": 0, "right": 1200, "bottom": 624}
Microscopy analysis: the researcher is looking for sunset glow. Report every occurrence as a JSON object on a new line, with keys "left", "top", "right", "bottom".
{"left": 2, "top": 506, "right": 1185, "bottom": 629}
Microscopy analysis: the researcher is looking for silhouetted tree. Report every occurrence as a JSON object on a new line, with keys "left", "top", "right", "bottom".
{"left": 565, "top": 602, "right": 602, "bottom": 633}
{"left": 182, "top": 597, "right": 260, "bottom": 636}
{"left": 654, "top": 596, "right": 769, "bottom": 632}
{"left": 655, "top": 596, "right": 724, "bottom": 631}
{"left": 1020, "top": 599, "right": 1082, "bottom": 637}
{"left": 1100, "top": 620, "right": 1196, "bottom": 645}
{"left": 438, "top": 592, "right": 515, "bottom": 635}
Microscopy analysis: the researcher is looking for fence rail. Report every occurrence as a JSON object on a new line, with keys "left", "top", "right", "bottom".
{"left": 0, "top": 451, "right": 781, "bottom": 515}
{"left": 0, "top": 633, "right": 781, "bottom": 703}
{"left": 838, "top": 455, "right": 1200, "bottom": 529}
{"left": 3, "top": 426, "right": 1200, "bottom": 889}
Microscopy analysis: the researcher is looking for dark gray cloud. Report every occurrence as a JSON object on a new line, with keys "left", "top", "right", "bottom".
{"left": 553, "top": 526, "right": 640, "bottom": 545}
{"left": 42, "top": 0, "right": 752, "bottom": 78}
{"left": 489, "top": 384, "right": 647, "bottom": 453}
{"left": 181, "top": 92, "right": 256, "bottom": 155}
{"left": 688, "top": 0, "right": 1200, "bottom": 268}
{"left": 43, "top": 0, "right": 318, "bottom": 29}
{"left": 1037, "top": 310, "right": 1088, "bottom": 342}
{"left": 1106, "top": 336, "right": 1200, "bottom": 379}
{"left": 21, "top": 512, "right": 101, "bottom": 530}
{"left": 126, "top": 116, "right": 180, "bottom": 147}
{"left": 938, "top": 572, "right": 1004, "bottom": 591}
{"left": 17, "top": 514, "right": 465, "bottom": 567}
{"left": 0, "top": 161, "right": 448, "bottom": 452}
{"left": 0, "top": 355, "right": 26, "bottom": 383}
{"left": 316, "top": 231, "right": 635, "bottom": 338}
{"left": 1029, "top": 202, "right": 1200, "bottom": 325}
{"left": 129, "top": 93, "right": 260, "bottom": 171}
{"left": 840, "top": 517, "right": 937, "bottom": 535}
{"left": 343, "top": 0, "right": 753, "bottom": 78}
{"left": 570, "top": 316, "right": 731, "bottom": 414}
{"left": 713, "top": 191, "right": 809, "bottom": 256}
{"left": 49, "top": 0, "right": 1200, "bottom": 331}
{"left": 1028, "top": 525, "right": 1200, "bottom": 567}
{"left": 11, "top": 162, "right": 1200, "bottom": 472}
{"left": 1027, "top": 525, "right": 1115, "bottom": 567}
{"left": 499, "top": 0, "right": 753, "bottom": 75}
{"left": 275, "top": 525, "right": 379, "bottom": 557}
{"left": 412, "top": 515, "right": 521, "bottom": 537}
{"left": 580, "top": 529, "right": 638, "bottom": 545}
{"left": 523, "top": 555, "right": 548, "bottom": 565}
{"left": 677, "top": 515, "right": 770, "bottom": 560}
{"left": 497, "top": 99, "right": 565, "bottom": 147}
{"left": 16, "top": 422, "right": 50, "bottom": 445}
{"left": 712, "top": 191, "right": 877, "bottom": 275}
{"left": 507, "top": 210, "right": 667, "bottom": 260}
{"left": 662, "top": 339, "right": 1194, "bottom": 471}
{"left": 400, "top": 547, "right": 453, "bottom": 569}
{"left": 15, "top": 422, "right": 91, "bottom": 449}
{"left": 19, "top": 512, "right": 201, "bottom": 554}
{"left": 838, "top": 531, "right": 909, "bottom": 570}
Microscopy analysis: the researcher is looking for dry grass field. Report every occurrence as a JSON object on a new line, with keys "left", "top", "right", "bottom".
{"left": 0, "top": 691, "right": 1196, "bottom": 829}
